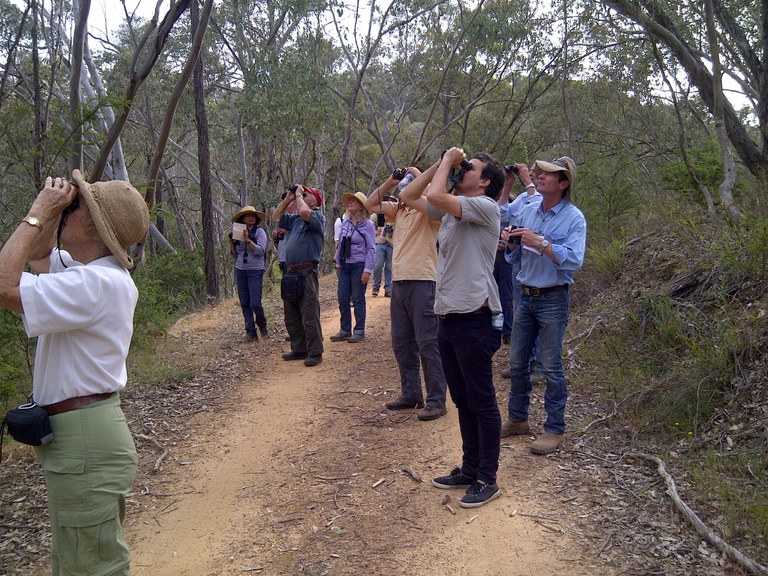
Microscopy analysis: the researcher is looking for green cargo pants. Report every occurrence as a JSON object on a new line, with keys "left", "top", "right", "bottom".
{"left": 36, "top": 393, "right": 137, "bottom": 576}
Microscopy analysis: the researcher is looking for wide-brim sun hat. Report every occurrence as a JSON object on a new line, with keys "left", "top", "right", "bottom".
{"left": 342, "top": 191, "right": 371, "bottom": 217}
{"left": 533, "top": 157, "right": 576, "bottom": 201}
{"left": 71, "top": 169, "right": 150, "bottom": 271}
{"left": 232, "top": 205, "right": 266, "bottom": 224}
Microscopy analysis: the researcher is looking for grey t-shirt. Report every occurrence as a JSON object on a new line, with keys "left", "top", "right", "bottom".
{"left": 428, "top": 195, "right": 502, "bottom": 315}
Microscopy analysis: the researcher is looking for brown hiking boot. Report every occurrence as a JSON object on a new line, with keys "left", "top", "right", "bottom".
{"left": 500, "top": 419, "right": 530, "bottom": 438}
{"left": 530, "top": 432, "right": 565, "bottom": 455}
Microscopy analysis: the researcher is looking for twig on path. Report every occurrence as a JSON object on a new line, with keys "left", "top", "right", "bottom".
{"left": 401, "top": 466, "right": 422, "bottom": 482}
{"left": 626, "top": 451, "right": 768, "bottom": 576}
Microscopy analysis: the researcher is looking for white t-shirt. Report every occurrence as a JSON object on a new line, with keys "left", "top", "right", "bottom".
{"left": 20, "top": 249, "right": 138, "bottom": 405}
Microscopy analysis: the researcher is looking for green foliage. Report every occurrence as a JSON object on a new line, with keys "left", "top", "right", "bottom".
{"left": 0, "top": 310, "right": 32, "bottom": 406}
{"left": 588, "top": 236, "right": 626, "bottom": 279}
{"left": 658, "top": 139, "right": 727, "bottom": 206}
{"left": 132, "top": 250, "right": 207, "bottom": 348}
{"left": 714, "top": 214, "right": 768, "bottom": 279}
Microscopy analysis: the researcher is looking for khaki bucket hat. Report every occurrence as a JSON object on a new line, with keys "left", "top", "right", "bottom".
{"left": 71, "top": 169, "right": 150, "bottom": 271}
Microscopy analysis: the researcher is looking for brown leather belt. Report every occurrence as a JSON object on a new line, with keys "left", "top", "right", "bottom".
{"left": 522, "top": 285, "right": 568, "bottom": 297}
{"left": 288, "top": 261, "right": 317, "bottom": 271}
{"left": 43, "top": 392, "right": 115, "bottom": 416}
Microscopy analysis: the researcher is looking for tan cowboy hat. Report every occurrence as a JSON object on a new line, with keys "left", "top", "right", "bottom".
{"left": 532, "top": 157, "right": 577, "bottom": 201}
{"left": 71, "top": 169, "right": 150, "bottom": 271}
{"left": 342, "top": 191, "right": 371, "bottom": 217}
{"left": 232, "top": 205, "right": 266, "bottom": 224}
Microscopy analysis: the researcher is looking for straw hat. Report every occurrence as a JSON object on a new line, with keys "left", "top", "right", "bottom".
{"left": 71, "top": 169, "right": 150, "bottom": 271}
{"left": 342, "top": 191, "right": 371, "bottom": 217}
{"left": 532, "top": 157, "right": 577, "bottom": 201}
{"left": 232, "top": 205, "right": 266, "bottom": 224}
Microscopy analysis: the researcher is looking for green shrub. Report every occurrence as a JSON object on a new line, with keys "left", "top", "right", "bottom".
{"left": 0, "top": 310, "right": 32, "bottom": 406}
{"left": 132, "top": 250, "right": 207, "bottom": 348}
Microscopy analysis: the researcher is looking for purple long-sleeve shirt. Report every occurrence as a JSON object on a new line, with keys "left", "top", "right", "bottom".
{"left": 335, "top": 218, "right": 376, "bottom": 272}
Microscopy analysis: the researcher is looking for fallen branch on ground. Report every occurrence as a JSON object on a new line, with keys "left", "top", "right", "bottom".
{"left": 626, "top": 451, "right": 768, "bottom": 576}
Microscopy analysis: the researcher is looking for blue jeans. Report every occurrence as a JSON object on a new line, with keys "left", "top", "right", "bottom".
{"left": 438, "top": 308, "right": 501, "bottom": 485}
{"left": 337, "top": 261, "right": 367, "bottom": 334}
{"left": 373, "top": 243, "right": 393, "bottom": 292}
{"left": 508, "top": 287, "right": 570, "bottom": 434}
{"left": 235, "top": 268, "right": 267, "bottom": 336}
{"left": 493, "top": 251, "right": 514, "bottom": 337}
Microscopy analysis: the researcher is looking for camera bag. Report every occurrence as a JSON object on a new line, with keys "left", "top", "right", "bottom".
{"left": 1, "top": 402, "right": 53, "bottom": 462}
{"left": 280, "top": 271, "right": 305, "bottom": 302}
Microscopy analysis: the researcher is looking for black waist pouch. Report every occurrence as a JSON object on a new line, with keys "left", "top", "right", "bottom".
{"left": 281, "top": 271, "right": 305, "bottom": 302}
{"left": 3, "top": 403, "right": 54, "bottom": 447}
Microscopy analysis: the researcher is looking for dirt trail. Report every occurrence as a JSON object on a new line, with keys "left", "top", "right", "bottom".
{"left": 125, "top": 287, "right": 610, "bottom": 576}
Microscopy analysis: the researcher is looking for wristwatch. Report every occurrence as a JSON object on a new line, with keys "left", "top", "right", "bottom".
{"left": 22, "top": 216, "right": 43, "bottom": 231}
{"left": 541, "top": 239, "right": 549, "bottom": 250}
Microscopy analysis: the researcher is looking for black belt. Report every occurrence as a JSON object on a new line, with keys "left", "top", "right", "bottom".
{"left": 43, "top": 392, "right": 115, "bottom": 416}
{"left": 287, "top": 261, "right": 317, "bottom": 271}
{"left": 439, "top": 307, "right": 491, "bottom": 320}
{"left": 522, "top": 285, "right": 568, "bottom": 297}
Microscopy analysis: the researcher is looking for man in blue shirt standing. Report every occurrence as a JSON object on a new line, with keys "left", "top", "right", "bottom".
{"left": 500, "top": 157, "right": 586, "bottom": 455}
{"left": 273, "top": 184, "right": 326, "bottom": 367}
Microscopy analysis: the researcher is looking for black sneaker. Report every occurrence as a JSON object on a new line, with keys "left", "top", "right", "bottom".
{"left": 459, "top": 481, "right": 500, "bottom": 508}
{"left": 432, "top": 467, "right": 475, "bottom": 489}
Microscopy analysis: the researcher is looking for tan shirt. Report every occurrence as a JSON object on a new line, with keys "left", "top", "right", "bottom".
{"left": 381, "top": 202, "right": 440, "bottom": 281}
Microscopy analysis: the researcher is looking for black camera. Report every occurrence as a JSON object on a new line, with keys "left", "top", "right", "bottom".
{"left": 392, "top": 168, "right": 407, "bottom": 181}
{"left": 506, "top": 225, "right": 520, "bottom": 245}
{"left": 383, "top": 224, "right": 394, "bottom": 238}
{"left": 448, "top": 160, "right": 473, "bottom": 191}
{"left": 505, "top": 165, "right": 519, "bottom": 175}
{"left": 288, "top": 183, "right": 299, "bottom": 193}
{"left": 377, "top": 213, "right": 386, "bottom": 227}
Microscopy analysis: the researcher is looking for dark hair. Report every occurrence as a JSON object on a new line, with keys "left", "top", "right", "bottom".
{"left": 473, "top": 153, "right": 505, "bottom": 200}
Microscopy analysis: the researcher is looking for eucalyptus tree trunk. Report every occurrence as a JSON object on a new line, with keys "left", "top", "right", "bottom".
{"left": 191, "top": 0, "right": 219, "bottom": 301}
{"left": 704, "top": 0, "right": 741, "bottom": 221}
{"left": 69, "top": 0, "right": 90, "bottom": 172}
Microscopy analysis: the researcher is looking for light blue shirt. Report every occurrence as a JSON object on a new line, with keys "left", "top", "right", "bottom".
{"left": 505, "top": 198, "right": 586, "bottom": 288}
{"left": 499, "top": 189, "right": 542, "bottom": 230}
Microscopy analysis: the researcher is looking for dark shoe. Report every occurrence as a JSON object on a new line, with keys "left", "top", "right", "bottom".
{"left": 304, "top": 355, "right": 323, "bottom": 367}
{"left": 258, "top": 325, "right": 269, "bottom": 338}
{"left": 418, "top": 405, "right": 447, "bottom": 421}
{"left": 502, "top": 334, "right": 510, "bottom": 345}
{"left": 282, "top": 351, "right": 307, "bottom": 361}
{"left": 459, "top": 481, "right": 501, "bottom": 508}
{"left": 384, "top": 291, "right": 391, "bottom": 297}
{"left": 372, "top": 288, "right": 379, "bottom": 296}
{"left": 500, "top": 419, "right": 530, "bottom": 437}
{"left": 530, "top": 432, "right": 565, "bottom": 455}
{"left": 432, "top": 467, "right": 475, "bottom": 489}
{"left": 385, "top": 397, "right": 425, "bottom": 410}
{"left": 246, "top": 332, "right": 258, "bottom": 342}
{"left": 329, "top": 331, "right": 352, "bottom": 341}
{"left": 530, "top": 371, "right": 547, "bottom": 385}
{"left": 347, "top": 333, "right": 365, "bottom": 343}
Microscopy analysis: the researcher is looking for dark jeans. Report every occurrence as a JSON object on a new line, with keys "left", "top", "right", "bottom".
{"left": 390, "top": 280, "right": 447, "bottom": 409}
{"left": 337, "top": 261, "right": 367, "bottom": 334}
{"left": 508, "top": 287, "right": 570, "bottom": 434}
{"left": 235, "top": 268, "right": 267, "bottom": 336}
{"left": 438, "top": 308, "right": 501, "bottom": 485}
{"left": 493, "top": 251, "right": 514, "bottom": 337}
{"left": 284, "top": 268, "right": 324, "bottom": 356}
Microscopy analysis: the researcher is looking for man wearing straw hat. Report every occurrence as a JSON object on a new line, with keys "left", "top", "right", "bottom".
{"left": 0, "top": 170, "right": 149, "bottom": 574}
{"left": 500, "top": 156, "right": 586, "bottom": 455}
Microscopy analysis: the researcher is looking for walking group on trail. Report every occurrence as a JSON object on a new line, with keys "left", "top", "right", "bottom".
{"left": 0, "top": 147, "right": 584, "bottom": 573}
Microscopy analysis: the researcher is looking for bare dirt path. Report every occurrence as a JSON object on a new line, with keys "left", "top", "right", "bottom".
{"left": 124, "top": 282, "right": 614, "bottom": 576}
